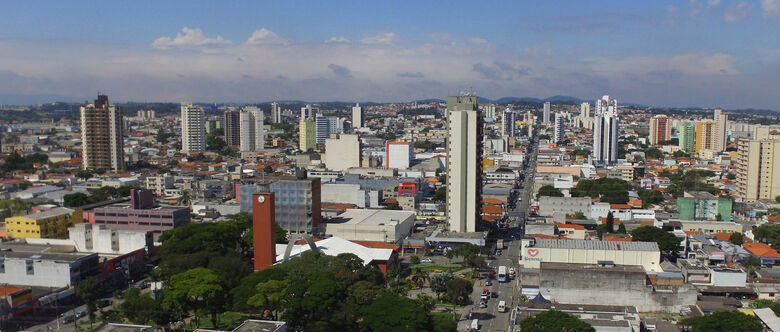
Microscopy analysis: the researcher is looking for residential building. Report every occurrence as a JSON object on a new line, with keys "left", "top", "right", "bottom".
{"left": 352, "top": 103, "right": 363, "bottom": 128}
{"left": 679, "top": 122, "right": 696, "bottom": 153}
{"left": 543, "top": 102, "right": 551, "bottom": 124}
{"left": 736, "top": 138, "right": 780, "bottom": 202}
{"left": 677, "top": 191, "right": 732, "bottom": 221}
{"left": 485, "top": 103, "right": 496, "bottom": 119}
{"left": 5, "top": 207, "right": 80, "bottom": 239}
{"left": 300, "top": 104, "right": 315, "bottom": 120}
{"left": 299, "top": 118, "right": 316, "bottom": 152}
{"left": 649, "top": 115, "right": 671, "bottom": 145}
{"left": 181, "top": 103, "right": 206, "bottom": 153}
{"left": 271, "top": 102, "right": 282, "bottom": 124}
{"left": 714, "top": 109, "right": 728, "bottom": 152}
{"left": 445, "top": 95, "right": 482, "bottom": 233}
{"left": 324, "top": 134, "right": 361, "bottom": 172}
{"left": 145, "top": 175, "right": 174, "bottom": 196}
{"left": 592, "top": 95, "right": 619, "bottom": 165}
{"left": 240, "top": 106, "right": 265, "bottom": 151}
{"left": 80, "top": 94, "right": 123, "bottom": 171}
{"left": 224, "top": 109, "right": 241, "bottom": 147}
{"left": 324, "top": 209, "right": 415, "bottom": 243}
{"left": 386, "top": 141, "right": 413, "bottom": 169}
{"left": 553, "top": 113, "right": 565, "bottom": 143}
{"left": 695, "top": 120, "right": 716, "bottom": 154}
{"left": 502, "top": 107, "right": 515, "bottom": 137}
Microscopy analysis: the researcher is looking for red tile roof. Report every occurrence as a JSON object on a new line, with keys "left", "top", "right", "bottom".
{"left": 743, "top": 243, "right": 780, "bottom": 258}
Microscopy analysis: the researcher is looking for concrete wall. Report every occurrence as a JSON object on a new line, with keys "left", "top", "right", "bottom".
{"left": 538, "top": 196, "right": 591, "bottom": 218}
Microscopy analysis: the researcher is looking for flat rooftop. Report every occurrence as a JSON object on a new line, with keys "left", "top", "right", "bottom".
{"left": 329, "top": 209, "right": 415, "bottom": 226}
{"left": 17, "top": 207, "right": 74, "bottom": 220}
{"left": 96, "top": 203, "right": 186, "bottom": 211}
{"left": 534, "top": 238, "right": 659, "bottom": 251}
{"left": 232, "top": 319, "right": 286, "bottom": 332}
{"left": 0, "top": 241, "right": 94, "bottom": 262}
{"left": 541, "top": 262, "right": 646, "bottom": 274}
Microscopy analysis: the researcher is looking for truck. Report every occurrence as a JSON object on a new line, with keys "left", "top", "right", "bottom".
{"left": 497, "top": 239, "right": 504, "bottom": 250}
{"left": 498, "top": 266, "right": 508, "bottom": 283}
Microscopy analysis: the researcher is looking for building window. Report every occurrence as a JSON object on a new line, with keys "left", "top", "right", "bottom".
{"left": 26, "top": 260, "right": 34, "bottom": 275}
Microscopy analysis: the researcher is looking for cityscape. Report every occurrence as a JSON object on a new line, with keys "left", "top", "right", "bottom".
{"left": 1, "top": 2, "right": 780, "bottom": 332}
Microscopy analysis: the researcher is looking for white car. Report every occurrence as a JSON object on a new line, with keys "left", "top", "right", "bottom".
{"left": 421, "top": 258, "right": 433, "bottom": 263}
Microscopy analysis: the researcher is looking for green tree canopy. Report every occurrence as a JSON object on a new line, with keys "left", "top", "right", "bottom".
{"left": 433, "top": 186, "right": 446, "bottom": 202}
{"left": 63, "top": 193, "right": 89, "bottom": 207}
{"left": 753, "top": 224, "right": 780, "bottom": 247}
{"left": 680, "top": 310, "right": 762, "bottom": 332}
{"left": 165, "top": 267, "right": 225, "bottom": 328}
{"left": 730, "top": 232, "right": 744, "bottom": 246}
{"left": 538, "top": 185, "right": 563, "bottom": 197}
{"left": 630, "top": 226, "right": 680, "bottom": 255}
{"left": 573, "top": 178, "right": 630, "bottom": 204}
{"left": 360, "top": 295, "right": 430, "bottom": 332}
{"left": 445, "top": 277, "right": 473, "bottom": 305}
{"left": 519, "top": 310, "right": 595, "bottom": 332}
{"left": 75, "top": 278, "right": 100, "bottom": 326}
{"left": 645, "top": 147, "right": 664, "bottom": 159}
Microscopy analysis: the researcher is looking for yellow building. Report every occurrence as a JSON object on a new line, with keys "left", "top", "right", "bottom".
{"left": 299, "top": 118, "right": 316, "bottom": 152}
{"left": 695, "top": 120, "right": 716, "bottom": 153}
{"left": 4, "top": 207, "right": 81, "bottom": 239}
{"left": 737, "top": 138, "right": 780, "bottom": 202}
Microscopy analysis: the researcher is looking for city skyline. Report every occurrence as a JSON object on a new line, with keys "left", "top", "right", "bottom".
{"left": 1, "top": 1, "right": 779, "bottom": 109}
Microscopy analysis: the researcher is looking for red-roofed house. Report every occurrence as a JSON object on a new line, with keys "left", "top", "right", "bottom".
{"left": 743, "top": 243, "right": 780, "bottom": 265}
{"left": 555, "top": 223, "right": 587, "bottom": 240}
{"left": 604, "top": 235, "right": 632, "bottom": 242}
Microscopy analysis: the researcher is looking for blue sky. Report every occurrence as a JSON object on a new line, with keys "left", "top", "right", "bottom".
{"left": 0, "top": 1, "right": 779, "bottom": 109}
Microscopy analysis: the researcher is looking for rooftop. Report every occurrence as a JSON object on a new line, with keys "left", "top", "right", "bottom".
{"left": 533, "top": 238, "right": 659, "bottom": 251}
{"left": 328, "top": 209, "right": 415, "bottom": 226}
{"left": 17, "top": 207, "right": 74, "bottom": 220}
{"left": 0, "top": 242, "right": 95, "bottom": 262}
{"left": 541, "top": 262, "right": 646, "bottom": 274}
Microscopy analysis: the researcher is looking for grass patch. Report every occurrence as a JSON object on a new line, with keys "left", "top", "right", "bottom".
{"left": 411, "top": 263, "right": 464, "bottom": 273}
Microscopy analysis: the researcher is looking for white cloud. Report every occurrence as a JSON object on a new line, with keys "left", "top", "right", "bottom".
{"left": 246, "top": 28, "right": 288, "bottom": 45}
{"left": 761, "top": 0, "right": 780, "bottom": 17}
{"left": 690, "top": 0, "right": 720, "bottom": 16}
{"left": 724, "top": 0, "right": 752, "bottom": 22}
{"left": 151, "top": 27, "right": 231, "bottom": 49}
{"left": 361, "top": 32, "right": 395, "bottom": 44}
{"left": 325, "top": 36, "right": 350, "bottom": 43}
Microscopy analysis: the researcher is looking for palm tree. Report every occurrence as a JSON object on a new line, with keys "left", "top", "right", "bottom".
{"left": 176, "top": 190, "right": 191, "bottom": 206}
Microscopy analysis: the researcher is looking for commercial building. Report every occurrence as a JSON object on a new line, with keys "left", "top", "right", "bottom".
{"left": 386, "top": 141, "right": 413, "bottom": 169}
{"left": 713, "top": 109, "right": 728, "bottom": 152}
{"left": 543, "top": 102, "right": 551, "bottom": 124}
{"left": 90, "top": 190, "right": 190, "bottom": 237}
{"left": 224, "top": 109, "right": 241, "bottom": 147}
{"left": 537, "top": 196, "right": 592, "bottom": 219}
{"left": 553, "top": 113, "right": 565, "bottom": 143}
{"left": 299, "top": 118, "right": 316, "bottom": 152}
{"left": 679, "top": 221, "right": 742, "bottom": 234}
{"left": 445, "top": 95, "right": 482, "bottom": 233}
{"left": 678, "top": 122, "right": 696, "bottom": 153}
{"left": 695, "top": 120, "right": 716, "bottom": 154}
{"left": 315, "top": 114, "right": 330, "bottom": 144}
{"left": 68, "top": 223, "right": 152, "bottom": 255}
{"left": 181, "top": 103, "right": 206, "bottom": 153}
{"left": 271, "top": 102, "right": 282, "bottom": 124}
{"left": 324, "top": 134, "right": 361, "bottom": 171}
{"left": 5, "top": 207, "right": 81, "bottom": 239}
{"left": 592, "top": 95, "right": 619, "bottom": 165}
{"left": 352, "top": 103, "right": 363, "bottom": 128}
{"left": 677, "top": 191, "right": 732, "bottom": 221}
{"left": 238, "top": 176, "right": 322, "bottom": 234}
{"left": 325, "top": 209, "right": 415, "bottom": 243}
{"left": 501, "top": 107, "right": 515, "bottom": 137}
{"left": 80, "top": 94, "right": 124, "bottom": 172}
{"left": 240, "top": 106, "right": 265, "bottom": 151}
{"left": 649, "top": 115, "right": 671, "bottom": 145}
{"left": 0, "top": 242, "right": 100, "bottom": 287}
{"left": 520, "top": 237, "right": 661, "bottom": 272}
{"left": 736, "top": 138, "right": 780, "bottom": 202}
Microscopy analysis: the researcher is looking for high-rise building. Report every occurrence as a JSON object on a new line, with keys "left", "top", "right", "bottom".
{"left": 80, "top": 94, "right": 124, "bottom": 172}
{"left": 205, "top": 117, "right": 221, "bottom": 134}
{"left": 502, "top": 107, "right": 516, "bottom": 137}
{"left": 315, "top": 114, "right": 330, "bottom": 144}
{"left": 352, "top": 103, "right": 364, "bottom": 128}
{"left": 580, "top": 102, "right": 590, "bottom": 118}
{"left": 736, "top": 138, "right": 780, "bottom": 202}
{"left": 223, "top": 109, "right": 241, "bottom": 147}
{"left": 300, "top": 104, "right": 316, "bottom": 120}
{"left": 299, "top": 118, "right": 316, "bottom": 152}
{"left": 180, "top": 103, "right": 205, "bottom": 154}
{"left": 678, "top": 122, "right": 696, "bottom": 153}
{"left": 386, "top": 141, "right": 413, "bottom": 169}
{"left": 445, "top": 95, "right": 482, "bottom": 233}
{"left": 327, "top": 116, "right": 344, "bottom": 135}
{"left": 485, "top": 104, "right": 496, "bottom": 120}
{"left": 324, "top": 134, "right": 361, "bottom": 171}
{"left": 238, "top": 176, "right": 322, "bottom": 234}
{"left": 523, "top": 111, "right": 534, "bottom": 125}
{"left": 240, "top": 106, "right": 265, "bottom": 151}
{"left": 695, "top": 120, "right": 716, "bottom": 154}
{"left": 543, "top": 102, "right": 551, "bottom": 124}
{"left": 271, "top": 102, "right": 282, "bottom": 124}
{"left": 553, "top": 113, "right": 565, "bottom": 143}
{"left": 649, "top": 115, "right": 671, "bottom": 145}
{"left": 592, "top": 95, "right": 619, "bottom": 165}
{"left": 713, "top": 109, "right": 728, "bottom": 152}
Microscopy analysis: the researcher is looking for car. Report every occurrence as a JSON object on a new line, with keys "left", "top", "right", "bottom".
{"left": 62, "top": 315, "right": 75, "bottom": 324}
{"left": 479, "top": 300, "right": 488, "bottom": 308}
{"left": 489, "top": 269, "right": 496, "bottom": 275}
{"left": 75, "top": 310, "right": 86, "bottom": 318}
{"left": 492, "top": 292, "right": 499, "bottom": 298}
{"left": 421, "top": 258, "right": 433, "bottom": 263}
{"left": 97, "top": 299, "right": 112, "bottom": 309}
{"left": 485, "top": 280, "right": 493, "bottom": 286}
{"left": 481, "top": 289, "right": 490, "bottom": 297}
{"left": 135, "top": 280, "right": 148, "bottom": 289}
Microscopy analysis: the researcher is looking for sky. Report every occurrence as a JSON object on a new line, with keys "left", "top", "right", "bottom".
{"left": 0, "top": 1, "right": 779, "bottom": 109}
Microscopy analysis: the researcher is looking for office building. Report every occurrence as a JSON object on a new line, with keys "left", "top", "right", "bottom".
{"left": 224, "top": 109, "right": 241, "bottom": 147}
{"left": 90, "top": 190, "right": 190, "bottom": 238}
{"left": 502, "top": 107, "right": 516, "bottom": 137}
{"left": 485, "top": 104, "right": 496, "bottom": 119}
{"left": 714, "top": 109, "right": 728, "bottom": 152}
{"left": 80, "top": 94, "right": 124, "bottom": 172}
{"left": 678, "top": 122, "right": 696, "bottom": 153}
{"left": 324, "top": 134, "right": 361, "bottom": 171}
{"left": 386, "top": 141, "right": 413, "bottom": 169}
{"left": 324, "top": 209, "right": 415, "bottom": 243}
{"left": 677, "top": 191, "right": 732, "bottom": 221}
{"left": 181, "top": 103, "right": 206, "bottom": 153}
{"left": 240, "top": 106, "right": 265, "bottom": 151}
{"left": 352, "top": 103, "right": 363, "bottom": 128}
{"left": 238, "top": 176, "right": 322, "bottom": 234}
{"left": 695, "top": 120, "right": 716, "bottom": 154}
{"left": 649, "top": 115, "right": 671, "bottom": 145}
{"left": 580, "top": 102, "right": 590, "bottom": 118}
{"left": 553, "top": 113, "right": 565, "bottom": 143}
{"left": 592, "top": 95, "right": 619, "bottom": 165}
{"left": 446, "top": 95, "right": 482, "bottom": 233}
{"left": 0, "top": 241, "right": 99, "bottom": 287}
{"left": 271, "top": 102, "right": 282, "bottom": 124}
{"left": 315, "top": 114, "right": 330, "bottom": 144}
{"left": 299, "top": 118, "right": 316, "bottom": 152}
{"left": 327, "top": 116, "right": 344, "bottom": 135}
{"left": 736, "top": 138, "right": 780, "bottom": 202}
{"left": 543, "top": 102, "right": 551, "bottom": 124}
{"left": 5, "top": 207, "right": 80, "bottom": 239}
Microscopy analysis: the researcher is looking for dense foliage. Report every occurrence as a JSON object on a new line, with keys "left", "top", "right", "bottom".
{"left": 680, "top": 310, "right": 762, "bottom": 332}
{"left": 538, "top": 185, "right": 563, "bottom": 197}
{"left": 630, "top": 226, "right": 680, "bottom": 255}
{"left": 753, "top": 224, "right": 780, "bottom": 247}
{"left": 519, "top": 310, "right": 595, "bottom": 332}
{"left": 573, "top": 178, "right": 630, "bottom": 204}
{"left": 1, "top": 152, "right": 48, "bottom": 172}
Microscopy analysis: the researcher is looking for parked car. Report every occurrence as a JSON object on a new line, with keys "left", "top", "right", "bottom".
{"left": 75, "top": 310, "right": 86, "bottom": 318}
{"left": 485, "top": 280, "right": 493, "bottom": 286}
{"left": 420, "top": 258, "right": 433, "bottom": 263}
{"left": 62, "top": 315, "right": 75, "bottom": 324}
{"left": 479, "top": 300, "right": 488, "bottom": 308}
{"left": 97, "top": 299, "right": 112, "bottom": 309}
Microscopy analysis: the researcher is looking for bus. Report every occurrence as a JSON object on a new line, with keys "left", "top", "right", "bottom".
{"left": 497, "top": 266, "right": 507, "bottom": 283}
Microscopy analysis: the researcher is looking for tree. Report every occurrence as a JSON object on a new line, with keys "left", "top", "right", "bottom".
{"left": 430, "top": 273, "right": 453, "bottom": 299}
{"left": 75, "top": 278, "right": 99, "bottom": 329}
{"left": 119, "top": 287, "right": 157, "bottom": 324}
{"left": 596, "top": 225, "right": 607, "bottom": 240}
{"left": 263, "top": 165, "right": 274, "bottom": 173}
{"left": 645, "top": 147, "right": 664, "bottom": 159}
{"left": 680, "top": 310, "right": 762, "bottom": 332}
{"left": 177, "top": 190, "right": 191, "bottom": 206}
{"left": 730, "top": 232, "right": 744, "bottom": 245}
{"left": 76, "top": 170, "right": 94, "bottom": 179}
{"left": 165, "top": 267, "right": 225, "bottom": 329}
{"left": 573, "top": 178, "right": 630, "bottom": 204}
{"left": 572, "top": 211, "right": 587, "bottom": 220}
{"left": 444, "top": 278, "right": 472, "bottom": 306}
{"left": 433, "top": 186, "right": 446, "bottom": 202}
{"left": 606, "top": 211, "right": 615, "bottom": 233}
{"left": 383, "top": 201, "right": 402, "bottom": 210}
{"left": 464, "top": 253, "right": 486, "bottom": 273}
{"left": 630, "top": 226, "right": 680, "bottom": 255}
{"left": 742, "top": 256, "right": 761, "bottom": 268}
{"left": 360, "top": 295, "right": 429, "bottom": 332}
{"left": 247, "top": 279, "right": 290, "bottom": 320}
{"left": 206, "top": 134, "right": 226, "bottom": 152}
{"left": 777, "top": 195, "right": 780, "bottom": 204}
{"left": 409, "top": 255, "right": 421, "bottom": 265}
{"left": 617, "top": 223, "right": 627, "bottom": 234}
{"left": 753, "top": 224, "right": 780, "bottom": 247}
{"left": 63, "top": 193, "right": 89, "bottom": 207}
{"left": 519, "top": 310, "right": 595, "bottom": 332}
{"left": 538, "top": 185, "right": 563, "bottom": 197}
